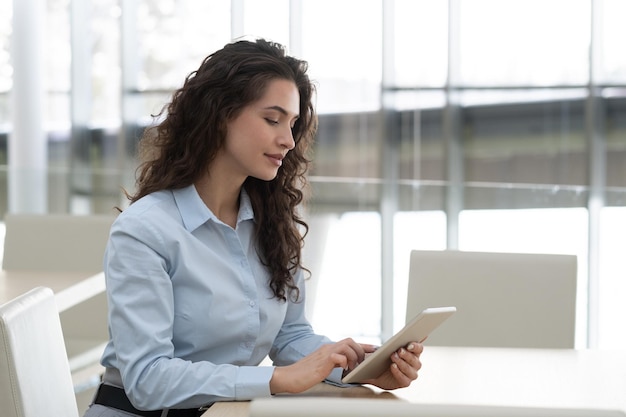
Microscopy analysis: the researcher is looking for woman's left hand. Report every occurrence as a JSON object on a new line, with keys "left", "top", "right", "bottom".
{"left": 361, "top": 341, "right": 424, "bottom": 390}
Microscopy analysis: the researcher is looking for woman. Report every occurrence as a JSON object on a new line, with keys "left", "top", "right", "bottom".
{"left": 84, "top": 38, "right": 423, "bottom": 417}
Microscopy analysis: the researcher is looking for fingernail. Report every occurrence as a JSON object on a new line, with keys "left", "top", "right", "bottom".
{"left": 407, "top": 343, "right": 414, "bottom": 351}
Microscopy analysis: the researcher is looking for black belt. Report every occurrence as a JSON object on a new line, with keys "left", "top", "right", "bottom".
{"left": 94, "top": 384, "right": 205, "bottom": 417}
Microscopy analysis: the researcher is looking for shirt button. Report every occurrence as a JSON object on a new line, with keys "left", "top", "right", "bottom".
{"left": 249, "top": 300, "right": 256, "bottom": 307}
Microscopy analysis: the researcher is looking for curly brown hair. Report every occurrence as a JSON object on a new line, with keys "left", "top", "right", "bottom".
{"left": 128, "top": 39, "right": 318, "bottom": 301}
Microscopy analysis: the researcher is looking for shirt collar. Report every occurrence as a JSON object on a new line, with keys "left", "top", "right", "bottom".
{"left": 173, "top": 184, "right": 255, "bottom": 232}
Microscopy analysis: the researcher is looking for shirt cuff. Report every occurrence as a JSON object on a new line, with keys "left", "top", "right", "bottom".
{"left": 323, "top": 367, "right": 359, "bottom": 387}
{"left": 235, "top": 366, "right": 274, "bottom": 400}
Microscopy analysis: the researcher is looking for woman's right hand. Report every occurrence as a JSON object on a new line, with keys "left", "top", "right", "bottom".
{"left": 269, "top": 338, "right": 376, "bottom": 394}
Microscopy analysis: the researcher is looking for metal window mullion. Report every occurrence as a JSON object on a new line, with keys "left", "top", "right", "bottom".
{"left": 231, "top": 0, "right": 244, "bottom": 39}
{"left": 70, "top": 0, "right": 93, "bottom": 210}
{"left": 585, "top": 0, "right": 606, "bottom": 349}
{"left": 444, "top": 0, "right": 463, "bottom": 250}
{"left": 119, "top": 0, "right": 141, "bottom": 207}
{"left": 380, "top": 0, "right": 397, "bottom": 342}
{"left": 289, "top": 0, "right": 303, "bottom": 56}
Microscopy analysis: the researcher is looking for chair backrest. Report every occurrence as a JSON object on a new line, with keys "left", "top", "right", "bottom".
{"left": 406, "top": 250, "right": 577, "bottom": 349}
{"left": 0, "top": 286, "right": 79, "bottom": 417}
{"left": 2, "top": 213, "right": 115, "bottom": 273}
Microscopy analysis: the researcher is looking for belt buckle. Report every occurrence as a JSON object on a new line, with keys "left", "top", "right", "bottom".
{"left": 197, "top": 405, "right": 211, "bottom": 416}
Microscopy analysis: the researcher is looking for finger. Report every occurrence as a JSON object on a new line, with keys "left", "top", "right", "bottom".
{"left": 337, "top": 338, "right": 366, "bottom": 369}
{"left": 327, "top": 341, "right": 358, "bottom": 372}
{"left": 343, "top": 338, "right": 367, "bottom": 359}
{"left": 406, "top": 342, "right": 424, "bottom": 356}
{"left": 330, "top": 352, "right": 349, "bottom": 370}
{"left": 389, "top": 361, "right": 412, "bottom": 388}
{"left": 401, "top": 345, "right": 423, "bottom": 371}
{"left": 406, "top": 347, "right": 423, "bottom": 373}
{"left": 393, "top": 349, "right": 421, "bottom": 379}
{"left": 360, "top": 343, "right": 379, "bottom": 354}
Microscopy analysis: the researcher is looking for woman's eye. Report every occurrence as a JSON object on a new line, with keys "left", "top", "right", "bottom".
{"left": 265, "top": 118, "right": 279, "bottom": 125}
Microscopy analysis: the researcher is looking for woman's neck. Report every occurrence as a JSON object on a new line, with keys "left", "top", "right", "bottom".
{"left": 194, "top": 172, "right": 243, "bottom": 229}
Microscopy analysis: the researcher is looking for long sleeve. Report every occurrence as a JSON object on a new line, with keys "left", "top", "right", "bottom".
{"left": 99, "top": 186, "right": 339, "bottom": 410}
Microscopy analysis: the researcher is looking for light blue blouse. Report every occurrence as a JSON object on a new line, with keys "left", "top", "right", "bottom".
{"left": 100, "top": 184, "right": 340, "bottom": 409}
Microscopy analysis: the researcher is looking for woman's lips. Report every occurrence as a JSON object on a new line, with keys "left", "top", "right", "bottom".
{"left": 266, "top": 153, "right": 284, "bottom": 166}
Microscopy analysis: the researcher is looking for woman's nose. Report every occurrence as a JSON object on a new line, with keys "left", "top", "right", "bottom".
{"left": 280, "top": 127, "right": 296, "bottom": 150}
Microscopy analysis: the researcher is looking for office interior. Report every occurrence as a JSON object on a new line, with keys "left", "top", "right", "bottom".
{"left": 1, "top": 0, "right": 625, "bottom": 353}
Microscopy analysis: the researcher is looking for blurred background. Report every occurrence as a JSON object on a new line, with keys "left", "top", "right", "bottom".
{"left": 1, "top": 0, "right": 625, "bottom": 349}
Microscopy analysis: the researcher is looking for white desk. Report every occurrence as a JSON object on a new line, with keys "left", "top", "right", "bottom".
{"left": 0, "top": 270, "right": 105, "bottom": 312}
{"left": 391, "top": 346, "right": 626, "bottom": 409}
{"left": 0, "top": 270, "right": 107, "bottom": 354}
{"left": 203, "top": 346, "right": 626, "bottom": 416}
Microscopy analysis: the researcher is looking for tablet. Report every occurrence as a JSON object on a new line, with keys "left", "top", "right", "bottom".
{"left": 341, "top": 306, "right": 456, "bottom": 384}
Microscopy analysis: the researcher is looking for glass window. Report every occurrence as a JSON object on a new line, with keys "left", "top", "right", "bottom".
{"left": 3, "top": 0, "right": 625, "bottom": 349}
{"left": 312, "top": 112, "right": 383, "bottom": 180}
{"left": 606, "top": 96, "right": 626, "bottom": 190}
{"left": 598, "top": 207, "right": 626, "bottom": 348}
{"left": 394, "top": 102, "right": 445, "bottom": 183}
{"left": 458, "top": 208, "right": 590, "bottom": 348}
{"left": 0, "top": 222, "right": 5, "bottom": 265}
{"left": 301, "top": 0, "right": 382, "bottom": 114}
{"left": 309, "top": 212, "right": 382, "bottom": 343}
{"left": 392, "top": 0, "right": 448, "bottom": 88}
{"left": 0, "top": 1, "right": 11, "bottom": 127}
{"left": 92, "top": 0, "right": 121, "bottom": 126}
{"left": 136, "top": 0, "right": 231, "bottom": 92}
{"left": 595, "top": 0, "right": 626, "bottom": 84}
{"left": 124, "top": 1, "right": 232, "bottom": 134}
{"left": 243, "top": 0, "right": 289, "bottom": 47}
{"left": 47, "top": 0, "right": 71, "bottom": 127}
{"left": 458, "top": 0, "right": 590, "bottom": 86}
{"left": 461, "top": 90, "right": 588, "bottom": 188}
{"left": 393, "top": 211, "right": 446, "bottom": 332}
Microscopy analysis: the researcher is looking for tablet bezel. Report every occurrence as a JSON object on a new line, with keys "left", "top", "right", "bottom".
{"left": 341, "top": 306, "right": 457, "bottom": 384}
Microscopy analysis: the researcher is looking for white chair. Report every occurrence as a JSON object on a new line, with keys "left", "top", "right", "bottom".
{"left": 0, "top": 286, "right": 79, "bottom": 417}
{"left": 406, "top": 250, "right": 578, "bottom": 348}
{"left": 2, "top": 213, "right": 115, "bottom": 274}
{"left": 1, "top": 213, "right": 115, "bottom": 412}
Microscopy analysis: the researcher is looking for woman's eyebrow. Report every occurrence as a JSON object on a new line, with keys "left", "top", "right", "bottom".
{"left": 263, "top": 105, "right": 299, "bottom": 118}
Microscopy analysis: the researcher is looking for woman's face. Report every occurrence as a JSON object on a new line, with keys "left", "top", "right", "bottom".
{"left": 221, "top": 78, "right": 300, "bottom": 182}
